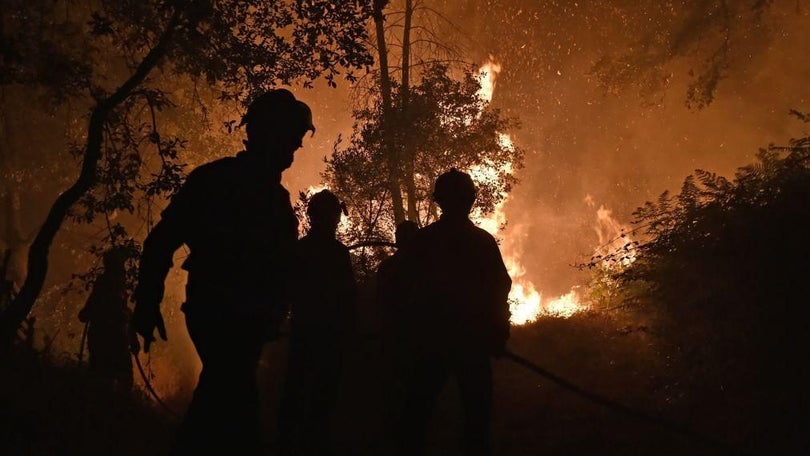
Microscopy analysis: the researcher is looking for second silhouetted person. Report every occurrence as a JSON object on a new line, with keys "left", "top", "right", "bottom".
{"left": 278, "top": 189, "right": 357, "bottom": 456}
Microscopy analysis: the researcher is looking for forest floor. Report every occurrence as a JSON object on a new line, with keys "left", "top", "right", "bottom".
{"left": 0, "top": 311, "right": 797, "bottom": 456}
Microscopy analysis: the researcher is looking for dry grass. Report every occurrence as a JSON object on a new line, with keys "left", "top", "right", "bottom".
{"left": 0, "top": 348, "right": 177, "bottom": 456}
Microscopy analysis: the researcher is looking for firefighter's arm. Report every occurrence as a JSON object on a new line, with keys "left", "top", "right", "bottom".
{"left": 131, "top": 218, "right": 183, "bottom": 352}
{"left": 486, "top": 236, "right": 512, "bottom": 357}
{"left": 340, "top": 247, "right": 359, "bottom": 341}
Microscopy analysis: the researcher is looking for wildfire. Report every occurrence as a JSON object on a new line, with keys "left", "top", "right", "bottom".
{"left": 305, "top": 61, "right": 636, "bottom": 327}
{"left": 472, "top": 59, "right": 586, "bottom": 324}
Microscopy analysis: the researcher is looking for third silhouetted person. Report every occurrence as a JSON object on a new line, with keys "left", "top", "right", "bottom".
{"left": 395, "top": 169, "right": 511, "bottom": 456}
{"left": 78, "top": 246, "right": 134, "bottom": 391}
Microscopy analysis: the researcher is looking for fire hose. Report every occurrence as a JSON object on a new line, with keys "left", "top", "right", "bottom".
{"left": 342, "top": 241, "right": 750, "bottom": 453}
{"left": 124, "top": 334, "right": 749, "bottom": 454}
{"left": 77, "top": 321, "right": 89, "bottom": 365}
{"left": 503, "top": 350, "right": 752, "bottom": 456}
{"left": 132, "top": 352, "right": 181, "bottom": 418}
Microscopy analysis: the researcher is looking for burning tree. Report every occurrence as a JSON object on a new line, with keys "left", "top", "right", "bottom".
{"left": 326, "top": 2, "right": 591, "bottom": 322}
{"left": 324, "top": 62, "right": 522, "bottom": 245}
{"left": 321, "top": 0, "right": 523, "bottom": 277}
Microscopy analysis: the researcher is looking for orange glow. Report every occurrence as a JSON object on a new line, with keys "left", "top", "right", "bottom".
{"left": 471, "top": 59, "right": 587, "bottom": 324}
{"left": 477, "top": 59, "right": 502, "bottom": 104}
{"left": 586, "top": 194, "right": 637, "bottom": 269}
{"left": 544, "top": 289, "right": 583, "bottom": 318}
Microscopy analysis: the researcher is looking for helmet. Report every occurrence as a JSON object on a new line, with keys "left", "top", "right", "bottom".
{"left": 241, "top": 89, "right": 315, "bottom": 138}
{"left": 307, "top": 189, "right": 346, "bottom": 227}
{"left": 432, "top": 168, "right": 476, "bottom": 211}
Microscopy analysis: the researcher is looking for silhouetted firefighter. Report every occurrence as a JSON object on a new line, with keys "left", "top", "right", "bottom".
{"left": 78, "top": 246, "right": 133, "bottom": 390}
{"left": 375, "top": 220, "right": 419, "bottom": 448}
{"left": 278, "top": 189, "right": 357, "bottom": 456}
{"left": 395, "top": 169, "right": 511, "bottom": 456}
{"left": 130, "top": 88, "right": 314, "bottom": 455}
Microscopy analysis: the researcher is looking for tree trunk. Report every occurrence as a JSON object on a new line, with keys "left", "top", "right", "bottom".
{"left": 373, "top": 0, "right": 405, "bottom": 225}
{"left": 0, "top": 88, "right": 28, "bottom": 290}
{"left": 0, "top": 7, "right": 186, "bottom": 349}
{"left": 2, "top": 190, "right": 28, "bottom": 291}
{"left": 401, "top": 0, "right": 419, "bottom": 223}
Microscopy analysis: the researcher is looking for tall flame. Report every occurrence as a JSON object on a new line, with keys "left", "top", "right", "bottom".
{"left": 477, "top": 60, "right": 502, "bottom": 104}
{"left": 471, "top": 59, "right": 585, "bottom": 324}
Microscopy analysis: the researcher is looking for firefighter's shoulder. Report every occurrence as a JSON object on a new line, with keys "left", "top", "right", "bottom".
{"left": 470, "top": 223, "right": 499, "bottom": 245}
{"left": 184, "top": 156, "right": 241, "bottom": 186}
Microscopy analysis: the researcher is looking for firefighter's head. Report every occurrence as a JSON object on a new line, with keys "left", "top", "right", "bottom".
{"left": 432, "top": 168, "right": 476, "bottom": 217}
{"left": 241, "top": 89, "right": 315, "bottom": 172}
{"left": 307, "top": 190, "right": 346, "bottom": 235}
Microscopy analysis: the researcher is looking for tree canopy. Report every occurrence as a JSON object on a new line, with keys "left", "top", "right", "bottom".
{"left": 0, "top": 0, "right": 375, "bottom": 347}
{"left": 322, "top": 62, "right": 523, "bottom": 275}
{"left": 313, "top": 1, "right": 523, "bottom": 279}
{"left": 593, "top": 111, "right": 810, "bottom": 449}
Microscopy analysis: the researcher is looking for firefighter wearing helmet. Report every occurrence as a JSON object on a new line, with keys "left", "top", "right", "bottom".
{"left": 277, "top": 189, "right": 357, "bottom": 456}
{"left": 131, "top": 88, "right": 314, "bottom": 455}
{"left": 394, "top": 168, "right": 512, "bottom": 456}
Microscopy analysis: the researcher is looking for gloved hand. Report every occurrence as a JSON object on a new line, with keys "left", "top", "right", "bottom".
{"left": 130, "top": 303, "right": 167, "bottom": 353}
{"left": 131, "top": 280, "right": 168, "bottom": 353}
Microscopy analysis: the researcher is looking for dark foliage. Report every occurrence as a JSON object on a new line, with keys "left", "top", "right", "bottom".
{"left": 603, "top": 112, "right": 810, "bottom": 453}
{"left": 0, "top": 349, "right": 176, "bottom": 456}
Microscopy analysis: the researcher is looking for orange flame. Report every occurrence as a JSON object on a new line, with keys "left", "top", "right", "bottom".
{"left": 471, "top": 59, "right": 586, "bottom": 324}
{"left": 586, "top": 194, "right": 637, "bottom": 269}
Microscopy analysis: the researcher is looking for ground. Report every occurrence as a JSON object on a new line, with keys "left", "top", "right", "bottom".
{"left": 0, "top": 311, "right": 787, "bottom": 455}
